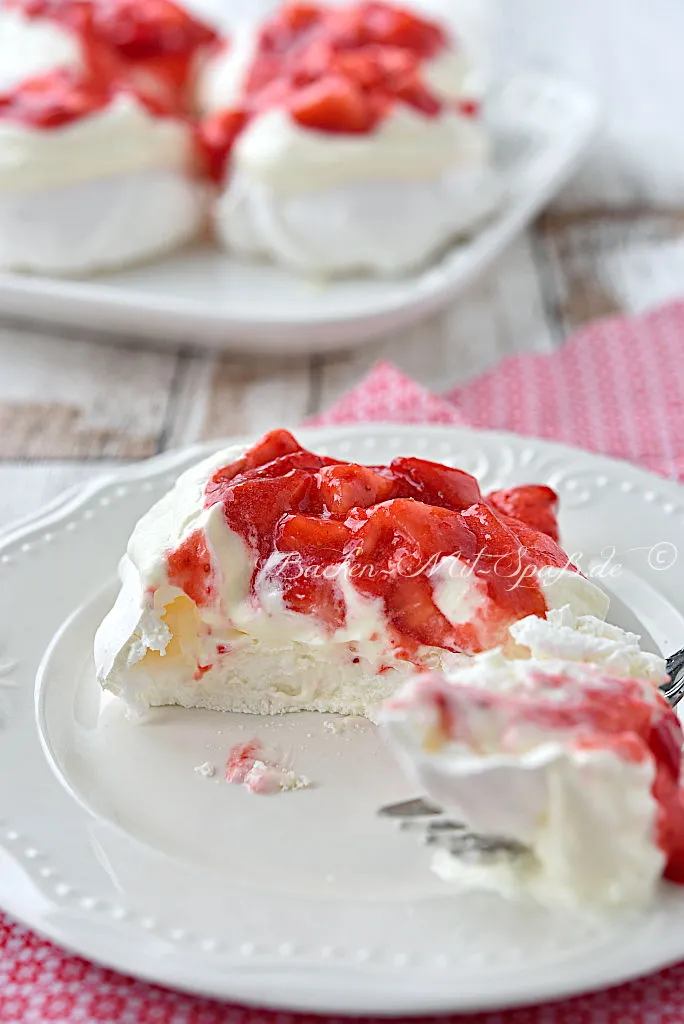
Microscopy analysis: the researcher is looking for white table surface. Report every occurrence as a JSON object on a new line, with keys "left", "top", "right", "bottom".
{"left": 2, "top": 1, "right": 683, "bottom": 530}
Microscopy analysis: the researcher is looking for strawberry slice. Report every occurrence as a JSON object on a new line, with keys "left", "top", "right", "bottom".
{"left": 393, "top": 78, "right": 442, "bottom": 116}
{"left": 167, "top": 529, "right": 215, "bottom": 607}
{"left": 0, "top": 65, "right": 121, "bottom": 129}
{"left": 221, "top": 471, "right": 314, "bottom": 560}
{"left": 499, "top": 514, "right": 573, "bottom": 572}
{"left": 260, "top": 2, "right": 325, "bottom": 53}
{"left": 244, "top": 51, "right": 285, "bottom": 98}
{"left": 390, "top": 457, "right": 481, "bottom": 511}
{"left": 330, "top": 47, "right": 387, "bottom": 90}
{"left": 205, "top": 429, "right": 303, "bottom": 506}
{"left": 360, "top": 1, "right": 446, "bottom": 56}
{"left": 279, "top": 3, "right": 324, "bottom": 33}
{"left": 346, "top": 499, "right": 477, "bottom": 579}
{"left": 276, "top": 514, "right": 351, "bottom": 557}
{"left": 91, "top": 0, "right": 217, "bottom": 61}
{"left": 326, "top": 7, "right": 370, "bottom": 50}
{"left": 280, "top": 574, "right": 346, "bottom": 630}
{"left": 248, "top": 451, "right": 340, "bottom": 482}
{"left": 487, "top": 485, "right": 560, "bottom": 542}
{"left": 383, "top": 574, "right": 480, "bottom": 654}
{"left": 290, "top": 75, "right": 374, "bottom": 133}
{"left": 273, "top": 514, "right": 350, "bottom": 629}
{"left": 316, "top": 464, "right": 396, "bottom": 516}
{"left": 461, "top": 503, "right": 547, "bottom": 620}
{"left": 291, "top": 39, "right": 337, "bottom": 87}
{"left": 345, "top": 499, "right": 482, "bottom": 653}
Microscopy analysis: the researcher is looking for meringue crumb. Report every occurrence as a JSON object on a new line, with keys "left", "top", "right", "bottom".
{"left": 323, "top": 717, "right": 360, "bottom": 735}
{"left": 247, "top": 761, "right": 313, "bottom": 795}
{"left": 225, "top": 738, "right": 313, "bottom": 795}
{"left": 194, "top": 762, "right": 216, "bottom": 779}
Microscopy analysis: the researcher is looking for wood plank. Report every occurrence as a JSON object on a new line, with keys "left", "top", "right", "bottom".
{"left": 195, "top": 353, "right": 314, "bottom": 442}
{"left": 0, "top": 327, "right": 179, "bottom": 459}
{"left": 536, "top": 208, "right": 684, "bottom": 334}
{"left": 314, "top": 231, "right": 559, "bottom": 414}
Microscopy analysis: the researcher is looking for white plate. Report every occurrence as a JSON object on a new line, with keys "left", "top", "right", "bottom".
{"left": 3, "top": 424, "right": 684, "bottom": 1016}
{"left": 0, "top": 72, "right": 599, "bottom": 354}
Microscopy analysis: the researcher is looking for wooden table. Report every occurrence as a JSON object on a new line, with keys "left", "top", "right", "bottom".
{"left": 3, "top": 206, "right": 682, "bottom": 531}
{"left": 2, "top": 0, "right": 683, "bottom": 531}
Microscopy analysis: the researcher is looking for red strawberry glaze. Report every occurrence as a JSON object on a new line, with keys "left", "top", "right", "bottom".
{"left": 90, "top": 0, "right": 217, "bottom": 105}
{"left": 0, "top": 63, "right": 178, "bottom": 129}
{"left": 166, "top": 528, "right": 215, "bottom": 608}
{"left": 162, "top": 429, "right": 578, "bottom": 662}
{"left": 0, "top": 0, "right": 131, "bottom": 126}
{"left": 5, "top": 0, "right": 217, "bottom": 112}
{"left": 487, "top": 485, "right": 560, "bottom": 542}
{"left": 197, "top": 1, "right": 477, "bottom": 182}
{"left": 398, "top": 670, "right": 684, "bottom": 884}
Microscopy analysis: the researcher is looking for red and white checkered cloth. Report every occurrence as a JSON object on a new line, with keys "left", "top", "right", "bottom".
{"left": 3, "top": 300, "right": 684, "bottom": 1023}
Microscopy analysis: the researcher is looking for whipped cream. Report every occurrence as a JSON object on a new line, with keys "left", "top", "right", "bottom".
{"left": 382, "top": 624, "right": 670, "bottom": 910}
{"left": 430, "top": 748, "right": 662, "bottom": 911}
{"left": 0, "top": 93, "right": 195, "bottom": 193}
{"left": 510, "top": 606, "right": 667, "bottom": 684}
{"left": 229, "top": 105, "right": 491, "bottom": 194}
{"left": 95, "top": 441, "right": 611, "bottom": 719}
{"left": 0, "top": 8, "right": 82, "bottom": 94}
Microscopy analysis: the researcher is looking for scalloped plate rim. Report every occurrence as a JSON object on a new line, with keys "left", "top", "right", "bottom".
{"left": 1, "top": 423, "right": 684, "bottom": 1015}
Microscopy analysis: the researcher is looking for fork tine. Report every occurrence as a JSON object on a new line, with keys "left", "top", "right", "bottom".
{"left": 400, "top": 819, "right": 465, "bottom": 834}
{"left": 379, "top": 798, "right": 529, "bottom": 860}
{"left": 663, "top": 646, "right": 684, "bottom": 708}
{"left": 428, "top": 831, "right": 528, "bottom": 858}
{"left": 377, "top": 797, "right": 443, "bottom": 818}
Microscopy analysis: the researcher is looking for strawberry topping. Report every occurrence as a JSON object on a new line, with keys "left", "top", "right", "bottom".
{"left": 197, "top": 1, "right": 475, "bottom": 181}
{"left": 166, "top": 528, "right": 215, "bottom": 607}
{"left": 5, "top": 0, "right": 217, "bottom": 114}
{"left": 163, "top": 429, "right": 572, "bottom": 659}
{"left": 487, "top": 485, "right": 560, "bottom": 542}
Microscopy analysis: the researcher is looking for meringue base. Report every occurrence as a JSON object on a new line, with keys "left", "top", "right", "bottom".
{"left": 0, "top": 168, "right": 206, "bottom": 277}
{"left": 102, "top": 640, "right": 419, "bottom": 721}
{"left": 214, "top": 167, "right": 502, "bottom": 278}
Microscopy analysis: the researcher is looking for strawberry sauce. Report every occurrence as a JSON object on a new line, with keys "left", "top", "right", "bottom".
{"left": 1, "top": 0, "right": 217, "bottom": 123}
{"left": 166, "top": 428, "right": 575, "bottom": 661}
{"left": 198, "top": 1, "right": 477, "bottom": 182}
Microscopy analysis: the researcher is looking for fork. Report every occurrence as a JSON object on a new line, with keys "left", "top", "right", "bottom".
{"left": 378, "top": 646, "right": 684, "bottom": 857}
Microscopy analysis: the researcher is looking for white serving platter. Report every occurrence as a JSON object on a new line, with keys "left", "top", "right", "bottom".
{"left": 0, "top": 72, "right": 599, "bottom": 354}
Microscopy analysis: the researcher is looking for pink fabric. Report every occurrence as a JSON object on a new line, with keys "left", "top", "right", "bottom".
{"left": 4, "top": 301, "right": 684, "bottom": 1022}
{"left": 316, "top": 301, "right": 684, "bottom": 480}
